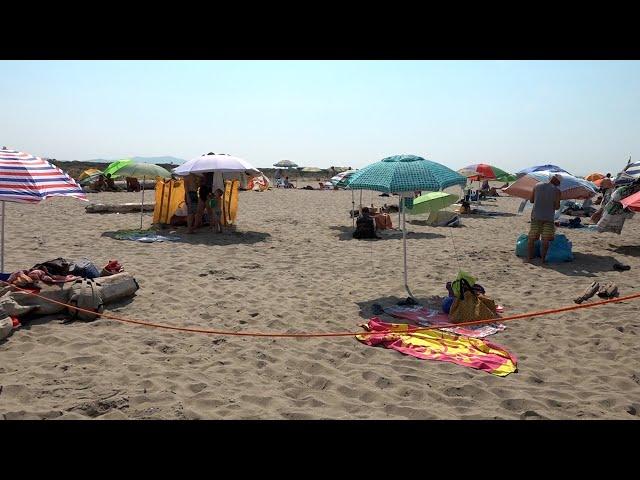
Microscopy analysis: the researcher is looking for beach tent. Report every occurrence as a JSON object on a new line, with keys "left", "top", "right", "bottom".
{"left": 153, "top": 178, "right": 186, "bottom": 225}
{"left": 347, "top": 154, "right": 466, "bottom": 298}
{"left": 0, "top": 147, "right": 87, "bottom": 272}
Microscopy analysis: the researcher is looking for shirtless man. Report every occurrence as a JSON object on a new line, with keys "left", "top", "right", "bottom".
{"left": 183, "top": 174, "right": 199, "bottom": 233}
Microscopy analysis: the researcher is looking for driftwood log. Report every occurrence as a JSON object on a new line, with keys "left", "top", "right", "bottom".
{"left": 0, "top": 273, "right": 139, "bottom": 340}
{"left": 86, "top": 203, "right": 155, "bottom": 214}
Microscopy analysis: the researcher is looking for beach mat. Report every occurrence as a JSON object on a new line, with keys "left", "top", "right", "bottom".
{"left": 356, "top": 318, "right": 517, "bottom": 376}
{"left": 383, "top": 305, "right": 506, "bottom": 338}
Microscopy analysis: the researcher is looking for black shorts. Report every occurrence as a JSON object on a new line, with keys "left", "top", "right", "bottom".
{"left": 187, "top": 191, "right": 198, "bottom": 215}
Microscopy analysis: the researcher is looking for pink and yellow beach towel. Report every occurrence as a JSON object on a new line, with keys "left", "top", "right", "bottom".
{"left": 356, "top": 318, "right": 517, "bottom": 377}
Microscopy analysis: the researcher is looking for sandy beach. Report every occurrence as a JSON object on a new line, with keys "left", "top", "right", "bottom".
{"left": 1, "top": 186, "right": 639, "bottom": 420}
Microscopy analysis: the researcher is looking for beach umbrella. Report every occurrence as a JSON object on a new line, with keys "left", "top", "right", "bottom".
{"left": 585, "top": 172, "right": 605, "bottom": 182}
{"left": 300, "top": 166, "right": 323, "bottom": 174}
{"left": 503, "top": 171, "right": 597, "bottom": 200}
{"left": 106, "top": 162, "right": 172, "bottom": 229}
{"left": 516, "top": 164, "right": 571, "bottom": 177}
{"left": 79, "top": 171, "right": 103, "bottom": 187}
{"left": 103, "top": 158, "right": 133, "bottom": 178}
{"left": 458, "top": 164, "right": 517, "bottom": 182}
{"left": 620, "top": 190, "right": 640, "bottom": 212}
{"left": 614, "top": 161, "right": 640, "bottom": 186}
{"left": 330, "top": 169, "right": 358, "bottom": 188}
{"left": 407, "top": 191, "right": 459, "bottom": 216}
{"left": 174, "top": 153, "right": 260, "bottom": 176}
{"left": 273, "top": 160, "right": 299, "bottom": 186}
{"left": 78, "top": 168, "right": 102, "bottom": 181}
{"left": 273, "top": 160, "right": 298, "bottom": 169}
{"left": 348, "top": 154, "right": 467, "bottom": 298}
{"left": 0, "top": 147, "right": 87, "bottom": 272}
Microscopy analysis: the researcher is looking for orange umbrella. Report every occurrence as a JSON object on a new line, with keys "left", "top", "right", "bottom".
{"left": 586, "top": 172, "right": 605, "bottom": 182}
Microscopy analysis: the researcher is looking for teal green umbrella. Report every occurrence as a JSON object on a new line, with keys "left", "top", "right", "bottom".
{"left": 407, "top": 191, "right": 459, "bottom": 216}
{"left": 104, "top": 161, "right": 172, "bottom": 229}
{"left": 348, "top": 155, "right": 466, "bottom": 298}
{"left": 347, "top": 155, "right": 466, "bottom": 193}
{"left": 103, "top": 158, "right": 133, "bottom": 177}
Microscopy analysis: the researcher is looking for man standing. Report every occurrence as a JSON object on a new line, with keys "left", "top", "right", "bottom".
{"left": 184, "top": 174, "right": 199, "bottom": 234}
{"left": 527, "top": 175, "right": 561, "bottom": 263}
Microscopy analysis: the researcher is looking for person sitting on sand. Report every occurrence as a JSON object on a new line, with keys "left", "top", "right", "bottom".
{"left": 93, "top": 174, "right": 106, "bottom": 192}
{"left": 208, "top": 188, "right": 224, "bottom": 233}
{"left": 284, "top": 176, "right": 294, "bottom": 188}
{"left": 105, "top": 173, "right": 118, "bottom": 191}
{"left": 527, "top": 174, "right": 561, "bottom": 263}
{"left": 184, "top": 174, "right": 199, "bottom": 234}
{"left": 353, "top": 207, "right": 380, "bottom": 239}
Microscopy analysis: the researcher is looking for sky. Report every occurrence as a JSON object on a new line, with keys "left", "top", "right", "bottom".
{"left": 1, "top": 60, "right": 639, "bottom": 175}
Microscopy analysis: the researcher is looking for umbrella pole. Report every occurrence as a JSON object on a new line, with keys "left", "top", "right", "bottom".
{"left": 140, "top": 176, "right": 145, "bottom": 230}
{"left": 1, "top": 201, "right": 5, "bottom": 273}
{"left": 402, "top": 198, "right": 414, "bottom": 299}
{"left": 351, "top": 188, "right": 355, "bottom": 229}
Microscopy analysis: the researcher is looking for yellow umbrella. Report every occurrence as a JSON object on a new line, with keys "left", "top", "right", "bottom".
{"left": 78, "top": 168, "right": 102, "bottom": 181}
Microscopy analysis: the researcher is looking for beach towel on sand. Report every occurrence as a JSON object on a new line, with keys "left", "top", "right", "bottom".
{"left": 112, "top": 230, "right": 180, "bottom": 242}
{"left": 384, "top": 305, "right": 506, "bottom": 338}
{"left": 356, "top": 318, "right": 517, "bottom": 376}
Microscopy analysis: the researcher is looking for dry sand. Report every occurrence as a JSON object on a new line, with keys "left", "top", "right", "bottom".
{"left": 1, "top": 186, "right": 639, "bottom": 420}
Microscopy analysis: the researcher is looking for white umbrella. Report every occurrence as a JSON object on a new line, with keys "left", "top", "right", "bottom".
{"left": 173, "top": 153, "right": 260, "bottom": 176}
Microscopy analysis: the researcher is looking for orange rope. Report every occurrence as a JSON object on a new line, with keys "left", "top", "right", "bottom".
{"left": 2, "top": 279, "right": 639, "bottom": 338}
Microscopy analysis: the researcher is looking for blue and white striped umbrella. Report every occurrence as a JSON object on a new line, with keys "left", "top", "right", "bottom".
{"left": 615, "top": 161, "right": 640, "bottom": 185}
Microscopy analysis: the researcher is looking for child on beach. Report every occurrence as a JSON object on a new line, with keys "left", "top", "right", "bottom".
{"left": 208, "top": 189, "right": 224, "bottom": 233}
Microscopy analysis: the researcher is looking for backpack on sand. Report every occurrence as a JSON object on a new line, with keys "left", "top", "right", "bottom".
{"left": 66, "top": 278, "right": 104, "bottom": 322}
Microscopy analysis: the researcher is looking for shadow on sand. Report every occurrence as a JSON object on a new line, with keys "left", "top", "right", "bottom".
{"left": 329, "top": 225, "right": 446, "bottom": 242}
{"left": 354, "top": 295, "right": 444, "bottom": 320}
{"left": 539, "top": 252, "right": 623, "bottom": 277}
{"left": 607, "top": 244, "right": 640, "bottom": 258}
{"left": 101, "top": 229, "right": 271, "bottom": 246}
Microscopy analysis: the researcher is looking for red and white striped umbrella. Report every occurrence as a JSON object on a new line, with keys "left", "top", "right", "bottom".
{"left": 0, "top": 147, "right": 86, "bottom": 203}
{"left": 0, "top": 147, "right": 86, "bottom": 272}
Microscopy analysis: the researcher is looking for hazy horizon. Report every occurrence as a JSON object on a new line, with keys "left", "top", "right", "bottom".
{"left": 2, "top": 60, "right": 639, "bottom": 176}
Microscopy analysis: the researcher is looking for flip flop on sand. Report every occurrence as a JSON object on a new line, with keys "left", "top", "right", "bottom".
{"left": 597, "top": 282, "right": 619, "bottom": 299}
{"left": 613, "top": 262, "right": 631, "bottom": 272}
{"left": 574, "top": 281, "right": 600, "bottom": 304}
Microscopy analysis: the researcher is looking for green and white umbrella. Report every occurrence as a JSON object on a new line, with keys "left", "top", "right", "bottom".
{"left": 103, "top": 158, "right": 134, "bottom": 178}
{"left": 330, "top": 169, "right": 358, "bottom": 188}
{"left": 348, "top": 154, "right": 466, "bottom": 298}
{"left": 104, "top": 161, "right": 172, "bottom": 229}
{"left": 273, "top": 160, "right": 298, "bottom": 168}
{"left": 407, "top": 191, "right": 459, "bottom": 216}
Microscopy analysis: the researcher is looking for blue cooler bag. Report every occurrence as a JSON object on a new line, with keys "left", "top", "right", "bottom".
{"left": 545, "top": 234, "right": 574, "bottom": 263}
{"left": 515, "top": 233, "right": 541, "bottom": 258}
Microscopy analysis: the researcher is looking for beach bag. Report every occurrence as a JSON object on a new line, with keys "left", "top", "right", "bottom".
{"left": 545, "top": 234, "right": 574, "bottom": 263}
{"left": 67, "top": 278, "right": 104, "bottom": 322}
{"left": 449, "top": 279, "right": 498, "bottom": 324}
{"left": 515, "top": 233, "right": 541, "bottom": 258}
{"left": 69, "top": 258, "right": 100, "bottom": 279}
{"left": 32, "top": 257, "right": 70, "bottom": 276}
